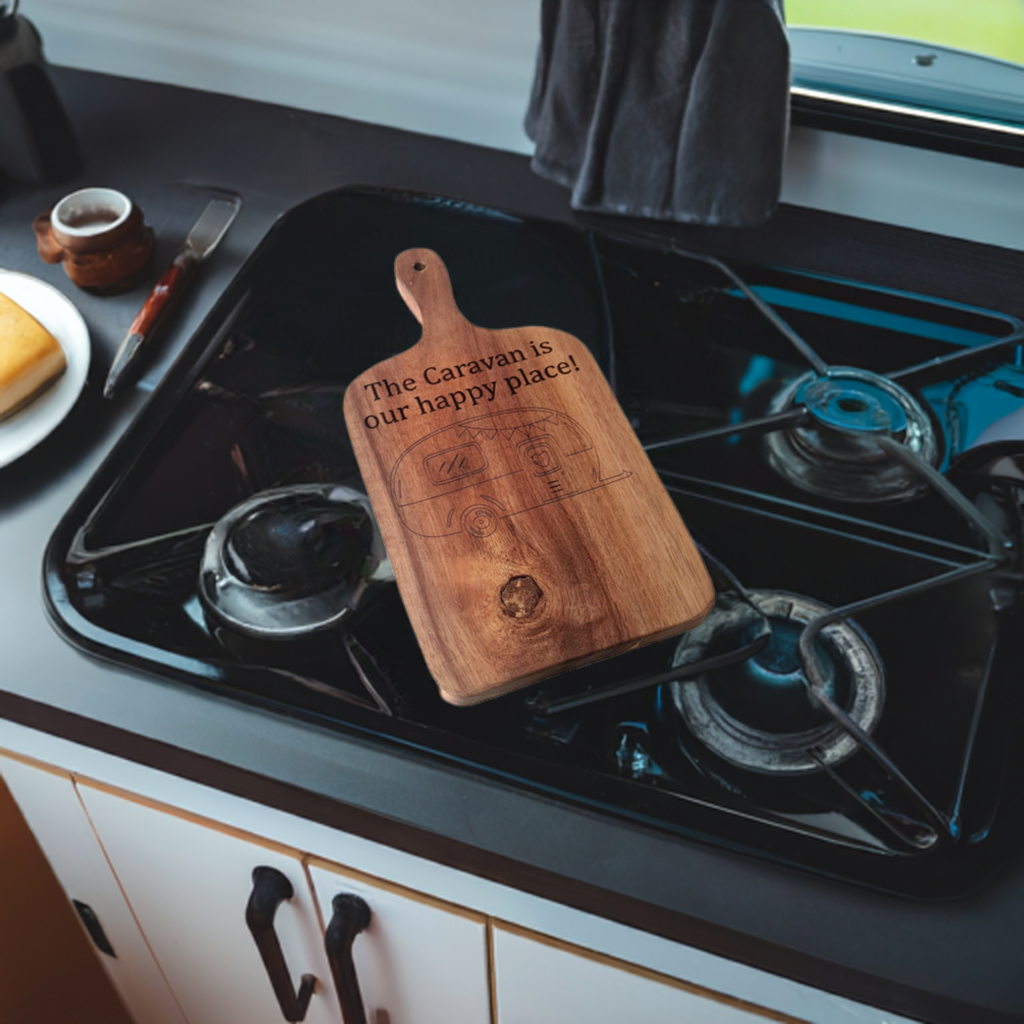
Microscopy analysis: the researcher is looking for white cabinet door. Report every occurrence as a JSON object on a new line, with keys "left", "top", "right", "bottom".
{"left": 492, "top": 924, "right": 799, "bottom": 1024}
{"left": 77, "top": 782, "right": 344, "bottom": 1024}
{"left": 307, "top": 858, "right": 492, "bottom": 1024}
{"left": 0, "top": 753, "right": 188, "bottom": 1024}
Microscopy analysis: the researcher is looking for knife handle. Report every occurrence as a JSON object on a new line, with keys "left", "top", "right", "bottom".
{"left": 126, "top": 249, "right": 197, "bottom": 342}
{"left": 103, "top": 250, "right": 199, "bottom": 398}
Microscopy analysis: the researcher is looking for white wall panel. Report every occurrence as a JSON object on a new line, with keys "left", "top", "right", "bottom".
{"left": 25, "top": 0, "right": 540, "bottom": 153}
{"left": 782, "top": 125, "right": 1024, "bottom": 253}
{"left": 24, "top": 0, "right": 1024, "bottom": 250}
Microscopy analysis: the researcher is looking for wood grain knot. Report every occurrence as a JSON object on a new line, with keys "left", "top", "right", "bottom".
{"left": 501, "top": 576, "right": 542, "bottom": 618}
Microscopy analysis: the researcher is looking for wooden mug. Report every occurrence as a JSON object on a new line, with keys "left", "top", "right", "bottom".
{"left": 33, "top": 187, "right": 154, "bottom": 292}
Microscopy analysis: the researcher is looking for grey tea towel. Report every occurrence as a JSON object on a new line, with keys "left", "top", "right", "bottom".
{"left": 525, "top": 0, "right": 790, "bottom": 227}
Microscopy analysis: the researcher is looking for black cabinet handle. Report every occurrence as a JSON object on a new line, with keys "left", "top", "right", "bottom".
{"left": 246, "top": 866, "right": 317, "bottom": 1022}
{"left": 324, "top": 893, "right": 372, "bottom": 1024}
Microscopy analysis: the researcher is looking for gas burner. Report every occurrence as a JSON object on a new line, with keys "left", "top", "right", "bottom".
{"left": 763, "top": 368, "right": 941, "bottom": 502}
{"left": 199, "top": 483, "right": 393, "bottom": 639}
{"left": 669, "top": 591, "right": 885, "bottom": 775}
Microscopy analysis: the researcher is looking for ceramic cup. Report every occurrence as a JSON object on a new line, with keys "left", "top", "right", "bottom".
{"left": 33, "top": 187, "right": 154, "bottom": 292}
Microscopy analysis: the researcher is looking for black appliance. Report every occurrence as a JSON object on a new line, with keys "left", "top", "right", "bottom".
{"left": 0, "top": 2, "right": 81, "bottom": 183}
{"left": 44, "top": 186, "right": 1024, "bottom": 899}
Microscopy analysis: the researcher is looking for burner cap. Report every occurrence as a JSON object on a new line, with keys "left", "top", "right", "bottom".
{"left": 224, "top": 493, "right": 374, "bottom": 598}
{"left": 199, "top": 484, "right": 393, "bottom": 639}
{"left": 670, "top": 590, "right": 884, "bottom": 774}
{"left": 763, "top": 368, "right": 940, "bottom": 502}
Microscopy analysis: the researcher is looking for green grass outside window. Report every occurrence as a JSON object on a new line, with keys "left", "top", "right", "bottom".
{"left": 788, "top": 0, "right": 1024, "bottom": 65}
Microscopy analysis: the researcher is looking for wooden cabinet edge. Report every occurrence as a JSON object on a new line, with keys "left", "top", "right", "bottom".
{"left": 490, "top": 920, "right": 811, "bottom": 1024}
{"left": 486, "top": 919, "right": 500, "bottom": 1024}
{"left": 305, "top": 852, "right": 487, "bottom": 926}
{"left": 0, "top": 742, "right": 76, "bottom": 778}
{"left": 74, "top": 773, "right": 303, "bottom": 858}
{"left": 72, "top": 774, "right": 490, "bottom": 927}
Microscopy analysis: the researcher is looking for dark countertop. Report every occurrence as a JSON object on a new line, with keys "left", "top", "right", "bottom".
{"left": 4, "top": 67, "right": 1024, "bottom": 1024}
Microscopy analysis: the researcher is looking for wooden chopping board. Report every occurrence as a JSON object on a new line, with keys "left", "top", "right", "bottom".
{"left": 344, "top": 249, "right": 714, "bottom": 705}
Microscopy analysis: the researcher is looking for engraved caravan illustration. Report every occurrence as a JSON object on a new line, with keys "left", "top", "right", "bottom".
{"left": 390, "top": 407, "right": 631, "bottom": 538}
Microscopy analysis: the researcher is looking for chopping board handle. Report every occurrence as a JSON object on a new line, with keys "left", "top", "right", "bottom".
{"left": 394, "top": 248, "right": 466, "bottom": 339}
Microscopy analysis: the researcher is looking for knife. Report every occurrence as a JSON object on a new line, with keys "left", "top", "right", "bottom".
{"left": 103, "top": 194, "right": 242, "bottom": 399}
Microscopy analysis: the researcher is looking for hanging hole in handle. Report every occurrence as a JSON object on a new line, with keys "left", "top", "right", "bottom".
{"left": 413, "top": 262, "right": 426, "bottom": 271}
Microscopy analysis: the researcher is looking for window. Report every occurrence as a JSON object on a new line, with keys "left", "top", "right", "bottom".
{"left": 788, "top": 0, "right": 1024, "bottom": 128}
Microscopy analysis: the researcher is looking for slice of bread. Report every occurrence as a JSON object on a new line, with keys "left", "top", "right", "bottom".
{"left": 0, "top": 292, "right": 67, "bottom": 422}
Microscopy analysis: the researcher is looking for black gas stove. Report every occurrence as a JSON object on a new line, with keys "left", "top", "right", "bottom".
{"left": 44, "top": 186, "right": 1024, "bottom": 899}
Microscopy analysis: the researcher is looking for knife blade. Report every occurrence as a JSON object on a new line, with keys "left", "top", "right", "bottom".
{"left": 103, "top": 194, "right": 242, "bottom": 399}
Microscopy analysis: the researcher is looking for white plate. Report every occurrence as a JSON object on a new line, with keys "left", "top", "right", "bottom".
{"left": 0, "top": 270, "right": 91, "bottom": 469}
